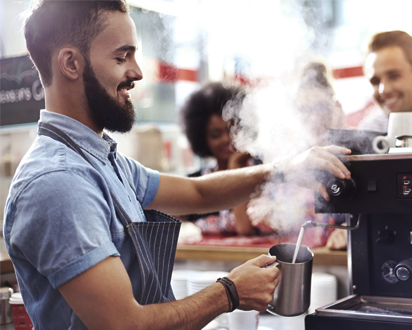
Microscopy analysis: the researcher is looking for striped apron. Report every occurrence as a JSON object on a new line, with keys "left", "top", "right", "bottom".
{"left": 38, "top": 122, "right": 181, "bottom": 305}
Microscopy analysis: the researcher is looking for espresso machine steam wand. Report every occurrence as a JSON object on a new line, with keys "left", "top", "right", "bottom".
{"left": 301, "top": 214, "right": 362, "bottom": 231}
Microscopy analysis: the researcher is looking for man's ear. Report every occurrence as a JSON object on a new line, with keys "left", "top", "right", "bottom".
{"left": 57, "top": 47, "right": 83, "bottom": 81}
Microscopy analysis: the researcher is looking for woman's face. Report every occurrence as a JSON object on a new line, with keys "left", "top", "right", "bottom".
{"left": 205, "top": 114, "right": 234, "bottom": 162}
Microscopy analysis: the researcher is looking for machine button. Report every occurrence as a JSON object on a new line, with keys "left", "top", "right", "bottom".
{"left": 326, "top": 178, "right": 357, "bottom": 199}
{"left": 367, "top": 180, "right": 377, "bottom": 192}
{"left": 397, "top": 174, "right": 412, "bottom": 199}
{"left": 396, "top": 267, "right": 410, "bottom": 281}
{"left": 395, "top": 258, "right": 412, "bottom": 281}
{"left": 330, "top": 183, "right": 342, "bottom": 196}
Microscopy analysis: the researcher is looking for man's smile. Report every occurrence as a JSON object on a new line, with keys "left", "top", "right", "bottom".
{"left": 117, "top": 81, "right": 135, "bottom": 99}
{"left": 380, "top": 94, "right": 401, "bottom": 110}
{"left": 118, "top": 87, "right": 132, "bottom": 99}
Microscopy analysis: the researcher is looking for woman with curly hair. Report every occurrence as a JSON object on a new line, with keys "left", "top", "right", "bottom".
{"left": 180, "top": 82, "right": 259, "bottom": 235}
{"left": 180, "top": 76, "right": 346, "bottom": 250}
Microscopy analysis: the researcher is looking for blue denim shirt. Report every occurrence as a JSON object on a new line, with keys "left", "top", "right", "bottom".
{"left": 3, "top": 110, "right": 160, "bottom": 329}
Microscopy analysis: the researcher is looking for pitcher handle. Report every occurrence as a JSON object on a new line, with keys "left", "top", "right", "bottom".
{"left": 265, "top": 261, "right": 280, "bottom": 268}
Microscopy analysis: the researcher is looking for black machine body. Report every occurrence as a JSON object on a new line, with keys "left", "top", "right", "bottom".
{"left": 307, "top": 153, "right": 412, "bottom": 329}
{"left": 315, "top": 153, "right": 412, "bottom": 214}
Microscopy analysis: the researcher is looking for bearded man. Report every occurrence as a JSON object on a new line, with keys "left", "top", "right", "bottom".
{"left": 3, "top": 1, "right": 351, "bottom": 329}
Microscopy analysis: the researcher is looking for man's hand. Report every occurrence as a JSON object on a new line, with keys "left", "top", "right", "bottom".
{"left": 277, "top": 145, "right": 351, "bottom": 200}
{"left": 227, "top": 255, "right": 279, "bottom": 311}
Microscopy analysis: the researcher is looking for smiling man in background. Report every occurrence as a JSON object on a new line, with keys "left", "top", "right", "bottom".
{"left": 359, "top": 30, "right": 412, "bottom": 131}
{"left": 327, "top": 30, "right": 412, "bottom": 250}
{"left": 3, "top": 1, "right": 352, "bottom": 329}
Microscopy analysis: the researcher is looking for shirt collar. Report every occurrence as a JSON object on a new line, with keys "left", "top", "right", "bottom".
{"left": 38, "top": 110, "right": 118, "bottom": 163}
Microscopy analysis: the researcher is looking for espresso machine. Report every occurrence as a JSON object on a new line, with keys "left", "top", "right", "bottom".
{"left": 305, "top": 131, "right": 412, "bottom": 330}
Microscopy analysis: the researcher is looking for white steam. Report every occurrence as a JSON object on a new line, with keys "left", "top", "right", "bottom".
{"left": 171, "top": 0, "right": 340, "bottom": 235}
{"left": 197, "top": 0, "right": 338, "bottom": 235}
{"left": 196, "top": 0, "right": 319, "bottom": 161}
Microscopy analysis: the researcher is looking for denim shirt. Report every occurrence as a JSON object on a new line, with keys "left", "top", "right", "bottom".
{"left": 3, "top": 110, "right": 160, "bottom": 329}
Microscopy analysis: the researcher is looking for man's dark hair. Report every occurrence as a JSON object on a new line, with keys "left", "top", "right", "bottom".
{"left": 180, "top": 82, "right": 245, "bottom": 158}
{"left": 368, "top": 30, "right": 412, "bottom": 67}
{"left": 24, "top": 0, "right": 129, "bottom": 87}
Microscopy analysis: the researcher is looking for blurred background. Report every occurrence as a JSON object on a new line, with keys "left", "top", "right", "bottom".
{"left": 2, "top": 0, "right": 412, "bottom": 212}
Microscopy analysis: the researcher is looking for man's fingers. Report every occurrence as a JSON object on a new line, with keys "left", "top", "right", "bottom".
{"left": 322, "top": 146, "right": 351, "bottom": 178}
{"left": 274, "top": 145, "right": 352, "bottom": 200}
{"left": 318, "top": 146, "right": 351, "bottom": 178}
{"left": 309, "top": 148, "right": 351, "bottom": 180}
{"left": 252, "top": 254, "right": 277, "bottom": 268}
{"left": 323, "top": 145, "right": 351, "bottom": 155}
{"left": 322, "top": 158, "right": 350, "bottom": 180}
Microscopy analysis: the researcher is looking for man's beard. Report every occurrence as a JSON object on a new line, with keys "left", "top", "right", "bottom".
{"left": 83, "top": 60, "right": 136, "bottom": 133}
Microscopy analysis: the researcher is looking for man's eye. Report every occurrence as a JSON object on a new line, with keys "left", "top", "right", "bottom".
{"left": 116, "top": 58, "right": 126, "bottom": 63}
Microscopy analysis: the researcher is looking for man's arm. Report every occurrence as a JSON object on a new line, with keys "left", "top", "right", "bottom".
{"left": 149, "top": 146, "right": 351, "bottom": 215}
{"left": 58, "top": 254, "right": 279, "bottom": 330}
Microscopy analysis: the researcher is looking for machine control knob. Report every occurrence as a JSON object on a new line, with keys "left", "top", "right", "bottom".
{"left": 395, "top": 259, "right": 412, "bottom": 281}
{"left": 326, "top": 178, "right": 357, "bottom": 200}
{"left": 396, "top": 267, "right": 410, "bottom": 281}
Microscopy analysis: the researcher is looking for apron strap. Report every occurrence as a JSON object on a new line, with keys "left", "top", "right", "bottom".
{"left": 38, "top": 122, "right": 138, "bottom": 227}
{"left": 38, "top": 122, "right": 94, "bottom": 167}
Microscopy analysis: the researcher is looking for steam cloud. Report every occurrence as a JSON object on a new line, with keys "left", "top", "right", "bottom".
{"left": 154, "top": 0, "right": 344, "bottom": 236}
{"left": 202, "top": 0, "right": 338, "bottom": 235}
{"left": 196, "top": 0, "right": 327, "bottom": 159}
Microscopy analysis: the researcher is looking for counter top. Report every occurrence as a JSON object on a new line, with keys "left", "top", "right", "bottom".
{"left": 175, "top": 244, "right": 347, "bottom": 266}
{"left": 0, "top": 233, "right": 348, "bottom": 275}
{"left": 175, "top": 222, "right": 347, "bottom": 266}
{"left": 0, "top": 245, "right": 347, "bottom": 274}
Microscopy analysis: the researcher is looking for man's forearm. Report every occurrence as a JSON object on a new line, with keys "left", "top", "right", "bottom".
{"left": 193, "top": 145, "right": 352, "bottom": 210}
{"left": 59, "top": 256, "right": 231, "bottom": 330}
{"left": 151, "top": 163, "right": 273, "bottom": 215}
{"left": 140, "top": 283, "right": 229, "bottom": 330}
{"left": 192, "top": 163, "right": 272, "bottom": 213}
{"left": 151, "top": 146, "right": 352, "bottom": 215}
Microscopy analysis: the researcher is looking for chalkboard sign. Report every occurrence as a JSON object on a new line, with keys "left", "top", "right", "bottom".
{"left": 1, "top": 55, "right": 45, "bottom": 126}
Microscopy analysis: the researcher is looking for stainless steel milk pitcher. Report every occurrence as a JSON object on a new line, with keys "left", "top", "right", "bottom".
{"left": 267, "top": 243, "right": 313, "bottom": 317}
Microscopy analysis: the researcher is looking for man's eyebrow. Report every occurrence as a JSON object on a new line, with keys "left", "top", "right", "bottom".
{"left": 112, "top": 45, "right": 136, "bottom": 54}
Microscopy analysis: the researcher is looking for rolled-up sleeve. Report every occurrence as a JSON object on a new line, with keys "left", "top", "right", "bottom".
{"left": 118, "top": 155, "right": 160, "bottom": 209}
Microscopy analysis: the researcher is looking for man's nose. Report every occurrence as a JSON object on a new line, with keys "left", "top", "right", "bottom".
{"left": 127, "top": 58, "right": 143, "bottom": 81}
{"left": 378, "top": 81, "right": 391, "bottom": 95}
